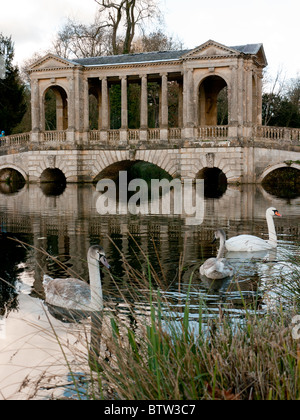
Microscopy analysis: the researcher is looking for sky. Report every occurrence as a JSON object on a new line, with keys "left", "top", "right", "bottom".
{"left": 1, "top": 0, "right": 299, "bottom": 81}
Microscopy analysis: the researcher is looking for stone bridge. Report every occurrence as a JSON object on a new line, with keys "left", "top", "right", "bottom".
{"left": 0, "top": 128, "right": 299, "bottom": 184}
{"left": 0, "top": 39, "right": 299, "bottom": 184}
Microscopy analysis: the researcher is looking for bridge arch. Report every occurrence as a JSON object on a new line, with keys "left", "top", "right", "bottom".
{"left": 0, "top": 164, "right": 28, "bottom": 182}
{"left": 91, "top": 149, "right": 178, "bottom": 182}
{"left": 196, "top": 167, "right": 228, "bottom": 197}
{"left": 40, "top": 168, "right": 67, "bottom": 184}
{"left": 258, "top": 163, "right": 300, "bottom": 183}
{"left": 183, "top": 150, "right": 243, "bottom": 184}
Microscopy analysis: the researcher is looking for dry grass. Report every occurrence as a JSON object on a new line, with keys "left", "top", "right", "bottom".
{"left": 60, "top": 241, "right": 300, "bottom": 401}
{"left": 8, "top": 237, "right": 300, "bottom": 400}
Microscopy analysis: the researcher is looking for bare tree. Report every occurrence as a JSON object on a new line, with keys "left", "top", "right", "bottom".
{"left": 262, "top": 68, "right": 286, "bottom": 126}
{"left": 95, "top": 0, "right": 159, "bottom": 54}
{"left": 286, "top": 76, "right": 300, "bottom": 110}
{"left": 132, "top": 29, "right": 184, "bottom": 53}
{"left": 52, "top": 18, "right": 111, "bottom": 59}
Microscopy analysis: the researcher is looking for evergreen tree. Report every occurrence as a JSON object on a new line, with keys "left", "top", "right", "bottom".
{"left": 0, "top": 34, "right": 27, "bottom": 135}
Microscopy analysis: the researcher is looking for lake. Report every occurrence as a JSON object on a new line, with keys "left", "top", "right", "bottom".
{"left": 0, "top": 181, "right": 299, "bottom": 399}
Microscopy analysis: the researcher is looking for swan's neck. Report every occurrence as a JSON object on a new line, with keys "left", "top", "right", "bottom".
{"left": 266, "top": 213, "right": 277, "bottom": 245}
{"left": 88, "top": 256, "right": 103, "bottom": 311}
{"left": 217, "top": 235, "right": 226, "bottom": 260}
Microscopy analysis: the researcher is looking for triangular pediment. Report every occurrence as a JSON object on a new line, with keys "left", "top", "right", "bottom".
{"left": 29, "top": 54, "right": 78, "bottom": 71}
{"left": 182, "top": 40, "right": 239, "bottom": 60}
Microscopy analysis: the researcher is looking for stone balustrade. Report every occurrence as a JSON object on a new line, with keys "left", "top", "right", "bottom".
{"left": 195, "top": 126, "right": 229, "bottom": 139}
{"left": 254, "top": 126, "right": 300, "bottom": 142}
{"left": 42, "top": 130, "right": 67, "bottom": 142}
{"left": 0, "top": 132, "right": 30, "bottom": 147}
{"left": 0, "top": 125, "right": 299, "bottom": 151}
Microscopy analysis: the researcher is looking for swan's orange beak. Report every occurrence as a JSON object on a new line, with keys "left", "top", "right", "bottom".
{"left": 275, "top": 210, "right": 282, "bottom": 217}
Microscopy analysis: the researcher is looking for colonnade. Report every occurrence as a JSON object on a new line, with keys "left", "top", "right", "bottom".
{"left": 29, "top": 40, "right": 268, "bottom": 143}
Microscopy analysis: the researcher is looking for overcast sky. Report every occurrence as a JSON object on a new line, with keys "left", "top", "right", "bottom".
{"left": 1, "top": 0, "right": 299, "bottom": 80}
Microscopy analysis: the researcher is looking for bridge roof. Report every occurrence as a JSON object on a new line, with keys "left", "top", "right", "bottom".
{"left": 28, "top": 40, "right": 267, "bottom": 73}
{"left": 72, "top": 50, "right": 191, "bottom": 67}
{"left": 71, "top": 42, "right": 266, "bottom": 68}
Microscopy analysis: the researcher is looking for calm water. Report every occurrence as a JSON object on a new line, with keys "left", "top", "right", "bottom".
{"left": 0, "top": 181, "right": 299, "bottom": 398}
{"left": 0, "top": 182, "right": 299, "bottom": 319}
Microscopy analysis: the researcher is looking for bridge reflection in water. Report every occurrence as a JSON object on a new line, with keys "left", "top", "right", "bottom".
{"left": 0, "top": 182, "right": 299, "bottom": 314}
{"left": 0, "top": 181, "right": 299, "bottom": 398}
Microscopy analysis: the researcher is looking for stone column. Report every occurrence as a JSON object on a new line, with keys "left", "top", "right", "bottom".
{"left": 178, "top": 81, "right": 183, "bottom": 128}
{"left": 100, "top": 77, "right": 109, "bottom": 142}
{"left": 228, "top": 64, "right": 238, "bottom": 139}
{"left": 140, "top": 74, "right": 148, "bottom": 141}
{"left": 246, "top": 66, "right": 253, "bottom": 126}
{"left": 79, "top": 76, "right": 89, "bottom": 144}
{"left": 67, "top": 75, "right": 76, "bottom": 142}
{"left": 160, "top": 73, "right": 169, "bottom": 141}
{"left": 31, "top": 79, "right": 40, "bottom": 142}
{"left": 256, "top": 71, "right": 263, "bottom": 126}
{"left": 83, "top": 77, "right": 89, "bottom": 132}
{"left": 237, "top": 58, "right": 244, "bottom": 138}
{"left": 183, "top": 69, "right": 194, "bottom": 139}
{"left": 120, "top": 76, "right": 128, "bottom": 129}
{"left": 242, "top": 63, "right": 253, "bottom": 139}
{"left": 120, "top": 76, "right": 128, "bottom": 144}
{"left": 160, "top": 73, "right": 168, "bottom": 128}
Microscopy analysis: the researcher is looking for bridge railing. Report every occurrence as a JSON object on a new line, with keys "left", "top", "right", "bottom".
{"left": 0, "top": 132, "right": 30, "bottom": 148}
{"left": 254, "top": 126, "right": 300, "bottom": 142}
{"left": 195, "top": 126, "right": 229, "bottom": 140}
{"left": 42, "top": 130, "right": 67, "bottom": 142}
{"left": 1, "top": 125, "right": 299, "bottom": 151}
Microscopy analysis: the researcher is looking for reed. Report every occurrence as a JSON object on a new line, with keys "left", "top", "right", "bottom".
{"left": 93, "top": 292, "right": 300, "bottom": 400}
{"left": 12, "top": 237, "right": 300, "bottom": 400}
{"left": 64, "top": 241, "right": 300, "bottom": 401}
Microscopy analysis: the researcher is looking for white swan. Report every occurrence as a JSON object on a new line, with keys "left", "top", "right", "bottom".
{"left": 43, "top": 245, "right": 110, "bottom": 311}
{"left": 200, "top": 229, "right": 235, "bottom": 280}
{"left": 225, "top": 207, "right": 282, "bottom": 253}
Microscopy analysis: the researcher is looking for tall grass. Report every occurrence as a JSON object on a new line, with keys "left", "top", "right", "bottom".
{"left": 93, "top": 292, "right": 300, "bottom": 400}
{"left": 13, "top": 237, "right": 300, "bottom": 400}
{"left": 60, "top": 241, "right": 300, "bottom": 401}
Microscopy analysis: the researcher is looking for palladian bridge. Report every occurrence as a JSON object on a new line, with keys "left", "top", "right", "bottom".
{"left": 0, "top": 40, "right": 299, "bottom": 184}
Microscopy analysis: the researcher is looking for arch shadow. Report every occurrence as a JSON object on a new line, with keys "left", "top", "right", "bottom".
{"left": 40, "top": 168, "right": 67, "bottom": 196}
{"left": 93, "top": 160, "right": 174, "bottom": 184}
{"left": 260, "top": 164, "right": 300, "bottom": 199}
{"left": 196, "top": 167, "right": 227, "bottom": 198}
{"left": 0, "top": 166, "right": 27, "bottom": 194}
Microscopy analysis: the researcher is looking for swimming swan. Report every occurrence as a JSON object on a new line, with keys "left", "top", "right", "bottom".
{"left": 43, "top": 245, "right": 110, "bottom": 311}
{"left": 200, "top": 229, "right": 235, "bottom": 280}
{"left": 225, "top": 207, "right": 282, "bottom": 253}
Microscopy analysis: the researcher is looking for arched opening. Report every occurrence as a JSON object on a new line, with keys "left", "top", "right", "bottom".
{"left": 94, "top": 161, "right": 176, "bottom": 216}
{"left": 40, "top": 168, "right": 66, "bottom": 196}
{"left": 44, "top": 86, "right": 68, "bottom": 131}
{"left": 262, "top": 167, "right": 300, "bottom": 199}
{"left": 198, "top": 76, "right": 228, "bottom": 126}
{"left": 0, "top": 168, "right": 26, "bottom": 194}
{"left": 94, "top": 161, "right": 173, "bottom": 183}
{"left": 196, "top": 167, "right": 227, "bottom": 198}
